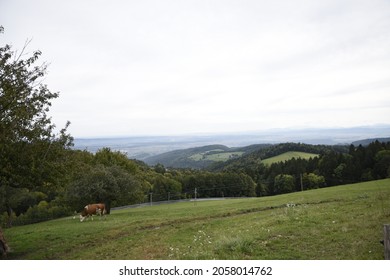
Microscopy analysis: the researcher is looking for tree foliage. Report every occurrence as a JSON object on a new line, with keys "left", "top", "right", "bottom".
{"left": 0, "top": 28, "right": 73, "bottom": 225}
{"left": 66, "top": 165, "right": 145, "bottom": 211}
{"left": 273, "top": 174, "right": 295, "bottom": 194}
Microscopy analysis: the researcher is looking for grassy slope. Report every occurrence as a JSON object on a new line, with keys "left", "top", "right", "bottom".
{"left": 190, "top": 151, "right": 244, "bottom": 162}
{"left": 144, "top": 144, "right": 270, "bottom": 168}
{"left": 262, "top": 151, "right": 319, "bottom": 165}
{"left": 4, "top": 179, "right": 390, "bottom": 260}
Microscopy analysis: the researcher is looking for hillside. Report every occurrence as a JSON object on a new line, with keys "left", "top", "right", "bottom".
{"left": 144, "top": 144, "right": 271, "bottom": 169}
{"left": 262, "top": 151, "right": 319, "bottom": 165}
{"left": 72, "top": 126, "right": 390, "bottom": 160}
{"left": 144, "top": 144, "right": 231, "bottom": 169}
{"left": 4, "top": 179, "right": 390, "bottom": 260}
{"left": 144, "top": 142, "right": 344, "bottom": 170}
{"left": 352, "top": 137, "right": 390, "bottom": 146}
{"left": 209, "top": 142, "right": 347, "bottom": 172}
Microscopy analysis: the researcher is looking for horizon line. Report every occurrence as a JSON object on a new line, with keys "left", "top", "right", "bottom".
{"left": 72, "top": 124, "right": 390, "bottom": 139}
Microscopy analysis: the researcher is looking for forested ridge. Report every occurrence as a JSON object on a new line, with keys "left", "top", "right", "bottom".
{"left": 144, "top": 143, "right": 272, "bottom": 169}
{"left": 1, "top": 28, "right": 390, "bottom": 229}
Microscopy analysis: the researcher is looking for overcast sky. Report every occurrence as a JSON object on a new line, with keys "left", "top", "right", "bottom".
{"left": 1, "top": 0, "right": 390, "bottom": 137}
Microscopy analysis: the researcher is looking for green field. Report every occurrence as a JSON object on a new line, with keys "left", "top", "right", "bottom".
{"left": 189, "top": 151, "right": 244, "bottom": 162}
{"left": 262, "top": 151, "right": 319, "bottom": 165}
{"left": 3, "top": 179, "right": 390, "bottom": 260}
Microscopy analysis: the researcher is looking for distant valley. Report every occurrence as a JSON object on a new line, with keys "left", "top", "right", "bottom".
{"left": 143, "top": 143, "right": 271, "bottom": 169}
{"left": 73, "top": 125, "right": 390, "bottom": 166}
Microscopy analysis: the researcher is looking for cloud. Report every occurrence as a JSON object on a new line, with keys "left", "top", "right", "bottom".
{"left": 1, "top": 0, "right": 390, "bottom": 137}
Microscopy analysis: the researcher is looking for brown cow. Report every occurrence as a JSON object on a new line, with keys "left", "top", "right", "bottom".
{"left": 80, "top": 203, "right": 106, "bottom": 222}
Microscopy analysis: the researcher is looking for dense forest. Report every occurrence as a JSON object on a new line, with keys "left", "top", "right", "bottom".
{"left": 1, "top": 29, "right": 390, "bottom": 229}
{"left": 214, "top": 141, "right": 390, "bottom": 196}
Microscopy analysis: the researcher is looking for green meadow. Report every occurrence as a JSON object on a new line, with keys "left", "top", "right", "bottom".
{"left": 4, "top": 179, "right": 390, "bottom": 260}
{"left": 262, "top": 151, "right": 319, "bottom": 165}
{"left": 189, "top": 151, "right": 244, "bottom": 162}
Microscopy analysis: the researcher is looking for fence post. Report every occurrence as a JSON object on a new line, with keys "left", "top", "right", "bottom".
{"left": 384, "top": 224, "right": 390, "bottom": 260}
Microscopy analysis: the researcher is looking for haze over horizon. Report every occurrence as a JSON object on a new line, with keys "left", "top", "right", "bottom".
{"left": 2, "top": 0, "right": 390, "bottom": 138}
{"left": 73, "top": 124, "right": 390, "bottom": 140}
{"left": 72, "top": 125, "right": 390, "bottom": 161}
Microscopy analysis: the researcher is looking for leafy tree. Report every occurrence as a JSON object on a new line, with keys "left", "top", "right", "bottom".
{"left": 256, "top": 180, "right": 269, "bottom": 196}
{"left": 334, "top": 163, "right": 347, "bottom": 181}
{"left": 151, "top": 173, "right": 182, "bottom": 201}
{"left": 0, "top": 27, "right": 73, "bottom": 225}
{"left": 374, "top": 150, "right": 390, "bottom": 178}
{"left": 273, "top": 174, "right": 295, "bottom": 194}
{"left": 236, "top": 173, "right": 257, "bottom": 197}
{"left": 302, "top": 173, "right": 326, "bottom": 190}
{"left": 94, "top": 148, "right": 138, "bottom": 174}
{"left": 154, "top": 163, "right": 166, "bottom": 174}
{"left": 66, "top": 165, "right": 145, "bottom": 211}
{"left": 318, "top": 151, "right": 340, "bottom": 186}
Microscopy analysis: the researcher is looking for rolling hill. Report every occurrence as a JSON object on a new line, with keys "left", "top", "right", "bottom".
{"left": 144, "top": 144, "right": 271, "bottom": 169}
{"left": 210, "top": 142, "right": 347, "bottom": 172}
{"left": 143, "top": 142, "right": 348, "bottom": 170}
{"left": 72, "top": 126, "right": 390, "bottom": 160}
{"left": 71, "top": 136, "right": 390, "bottom": 172}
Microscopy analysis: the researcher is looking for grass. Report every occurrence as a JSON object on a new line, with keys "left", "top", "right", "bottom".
{"left": 205, "top": 152, "right": 244, "bottom": 161}
{"left": 190, "top": 151, "right": 244, "bottom": 162}
{"left": 3, "top": 179, "right": 390, "bottom": 260}
{"left": 262, "top": 151, "right": 319, "bottom": 165}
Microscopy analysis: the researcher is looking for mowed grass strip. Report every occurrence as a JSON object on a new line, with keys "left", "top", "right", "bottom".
{"left": 262, "top": 151, "right": 319, "bottom": 165}
{"left": 4, "top": 179, "right": 390, "bottom": 259}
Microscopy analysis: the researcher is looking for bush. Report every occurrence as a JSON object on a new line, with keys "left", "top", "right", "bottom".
{"left": 273, "top": 174, "right": 295, "bottom": 194}
{"left": 0, "top": 201, "right": 72, "bottom": 227}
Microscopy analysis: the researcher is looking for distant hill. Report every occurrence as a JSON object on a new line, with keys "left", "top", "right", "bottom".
{"left": 74, "top": 135, "right": 390, "bottom": 170}
{"left": 209, "top": 142, "right": 348, "bottom": 172}
{"left": 144, "top": 144, "right": 271, "bottom": 169}
{"left": 351, "top": 137, "right": 390, "bottom": 146}
{"left": 143, "top": 142, "right": 347, "bottom": 170}
{"left": 73, "top": 125, "right": 390, "bottom": 160}
{"left": 144, "top": 144, "right": 229, "bottom": 169}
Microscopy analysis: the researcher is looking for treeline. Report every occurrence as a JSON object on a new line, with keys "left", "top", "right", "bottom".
{"left": 0, "top": 147, "right": 259, "bottom": 227}
{"left": 215, "top": 141, "right": 390, "bottom": 196}
{"left": 144, "top": 144, "right": 273, "bottom": 169}
{"left": 145, "top": 144, "right": 232, "bottom": 169}
{"left": 209, "top": 142, "right": 348, "bottom": 172}
{"left": 4, "top": 139, "right": 389, "bottom": 227}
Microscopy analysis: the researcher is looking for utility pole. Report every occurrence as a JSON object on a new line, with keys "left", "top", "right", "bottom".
{"left": 300, "top": 173, "right": 303, "bottom": 192}
{"left": 194, "top": 188, "right": 197, "bottom": 206}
